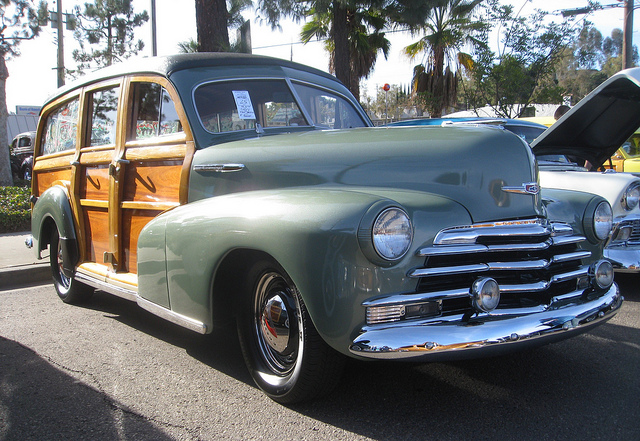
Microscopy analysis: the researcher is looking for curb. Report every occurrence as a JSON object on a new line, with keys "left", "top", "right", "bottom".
{"left": 0, "top": 262, "right": 51, "bottom": 289}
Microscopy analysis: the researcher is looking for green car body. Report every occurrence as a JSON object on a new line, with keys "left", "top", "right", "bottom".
{"left": 29, "top": 54, "right": 621, "bottom": 402}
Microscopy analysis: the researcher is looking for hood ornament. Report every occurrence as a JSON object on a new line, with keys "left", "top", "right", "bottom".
{"left": 502, "top": 182, "right": 540, "bottom": 195}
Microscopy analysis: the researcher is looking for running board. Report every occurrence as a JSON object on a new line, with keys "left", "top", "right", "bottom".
{"left": 75, "top": 271, "right": 208, "bottom": 334}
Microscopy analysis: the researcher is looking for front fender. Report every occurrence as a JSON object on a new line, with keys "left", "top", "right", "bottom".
{"left": 138, "top": 187, "right": 472, "bottom": 353}
{"left": 31, "top": 185, "right": 78, "bottom": 272}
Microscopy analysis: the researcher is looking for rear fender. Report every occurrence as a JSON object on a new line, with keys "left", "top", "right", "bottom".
{"left": 31, "top": 185, "right": 78, "bottom": 275}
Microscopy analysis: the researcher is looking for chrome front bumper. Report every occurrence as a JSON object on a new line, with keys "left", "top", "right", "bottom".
{"left": 604, "top": 246, "right": 640, "bottom": 272}
{"left": 349, "top": 285, "right": 622, "bottom": 361}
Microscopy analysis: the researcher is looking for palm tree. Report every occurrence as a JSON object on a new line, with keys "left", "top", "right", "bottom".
{"left": 398, "top": 0, "right": 486, "bottom": 117}
{"left": 301, "top": 3, "right": 390, "bottom": 101}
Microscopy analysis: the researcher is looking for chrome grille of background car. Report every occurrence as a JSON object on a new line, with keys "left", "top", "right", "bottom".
{"left": 626, "top": 219, "right": 640, "bottom": 245}
{"left": 407, "top": 219, "right": 590, "bottom": 316}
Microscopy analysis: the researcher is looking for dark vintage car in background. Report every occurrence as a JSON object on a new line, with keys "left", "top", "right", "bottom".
{"left": 28, "top": 53, "right": 621, "bottom": 403}
{"left": 391, "top": 68, "right": 640, "bottom": 274}
{"left": 10, "top": 131, "right": 35, "bottom": 180}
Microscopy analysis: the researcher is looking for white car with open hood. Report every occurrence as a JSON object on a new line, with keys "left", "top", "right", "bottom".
{"left": 532, "top": 68, "right": 640, "bottom": 273}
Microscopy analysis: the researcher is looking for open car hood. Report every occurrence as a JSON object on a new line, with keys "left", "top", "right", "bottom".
{"left": 531, "top": 68, "right": 640, "bottom": 168}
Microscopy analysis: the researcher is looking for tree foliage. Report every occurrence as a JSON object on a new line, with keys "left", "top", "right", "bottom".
{"left": 301, "top": 2, "right": 390, "bottom": 100}
{"left": 256, "top": 0, "right": 391, "bottom": 99}
{"left": 0, "top": 0, "right": 43, "bottom": 186}
{"left": 394, "top": 0, "right": 486, "bottom": 118}
{"left": 71, "top": 0, "right": 148, "bottom": 74}
{"left": 195, "top": 0, "right": 252, "bottom": 52}
{"left": 462, "top": 0, "right": 577, "bottom": 118}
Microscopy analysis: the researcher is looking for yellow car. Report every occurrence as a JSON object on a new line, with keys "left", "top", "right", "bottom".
{"left": 609, "top": 130, "right": 640, "bottom": 172}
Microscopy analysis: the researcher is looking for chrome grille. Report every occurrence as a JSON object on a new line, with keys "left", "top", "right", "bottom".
{"left": 408, "top": 219, "right": 589, "bottom": 315}
{"left": 626, "top": 219, "right": 640, "bottom": 245}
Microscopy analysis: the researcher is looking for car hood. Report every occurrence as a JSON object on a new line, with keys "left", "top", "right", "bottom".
{"left": 190, "top": 126, "right": 543, "bottom": 224}
{"left": 531, "top": 68, "right": 640, "bottom": 168}
{"left": 539, "top": 168, "right": 640, "bottom": 219}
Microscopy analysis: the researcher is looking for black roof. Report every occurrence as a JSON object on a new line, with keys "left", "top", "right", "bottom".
{"left": 45, "top": 53, "right": 337, "bottom": 105}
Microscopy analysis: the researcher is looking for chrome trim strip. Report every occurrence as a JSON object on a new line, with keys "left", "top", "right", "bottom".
{"left": 193, "top": 163, "right": 245, "bottom": 173}
{"left": 350, "top": 286, "right": 621, "bottom": 360}
{"left": 363, "top": 288, "right": 471, "bottom": 307}
{"left": 552, "top": 223, "right": 574, "bottom": 236}
{"left": 487, "top": 259, "right": 549, "bottom": 271}
{"left": 75, "top": 272, "right": 207, "bottom": 334}
{"left": 409, "top": 256, "right": 583, "bottom": 278}
{"left": 417, "top": 240, "right": 552, "bottom": 256}
{"left": 137, "top": 297, "right": 207, "bottom": 334}
{"left": 408, "top": 263, "right": 489, "bottom": 278}
{"left": 551, "top": 267, "right": 588, "bottom": 283}
{"left": 498, "top": 281, "right": 550, "bottom": 293}
{"left": 434, "top": 222, "right": 550, "bottom": 245}
{"left": 552, "top": 235, "right": 587, "bottom": 246}
{"left": 552, "top": 251, "right": 592, "bottom": 263}
{"left": 75, "top": 272, "right": 138, "bottom": 302}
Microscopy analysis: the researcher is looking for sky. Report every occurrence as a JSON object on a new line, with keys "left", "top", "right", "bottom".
{"left": 4, "top": 0, "right": 636, "bottom": 113}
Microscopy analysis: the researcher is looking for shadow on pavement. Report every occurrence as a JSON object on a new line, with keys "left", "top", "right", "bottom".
{"left": 0, "top": 336, "right": 176, "bottom": 441}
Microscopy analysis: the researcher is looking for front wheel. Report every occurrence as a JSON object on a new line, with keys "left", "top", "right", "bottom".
{"left": 237, "top": 260, "right": 344, "bottom": 403}
{"left": 49, "top": 229, "right": 93, "bottom": 304}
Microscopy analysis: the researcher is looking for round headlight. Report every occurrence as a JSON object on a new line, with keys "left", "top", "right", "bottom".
{"left": 622, "top": 183, "right": 640, "bottom": 211}
{"left": 593, "top": 201, "right": 613, "bottom": 240}
{"left": 372, "top": 208, "right": 413, "bottom": 260}
{"left": 590, "top": 260, "right": 614, "bottom": 290}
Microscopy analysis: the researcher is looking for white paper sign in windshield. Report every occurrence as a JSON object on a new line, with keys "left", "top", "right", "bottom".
{"left": 232, "top": 90, "right": 256, "bottom": 120}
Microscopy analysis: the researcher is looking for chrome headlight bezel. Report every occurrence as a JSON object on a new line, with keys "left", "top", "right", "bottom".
{"left": 584, "top": 199, "right": 613, "bottom": 243}
{"left": 622, "top": 182, "right": 640, "bottom": 211}
{"left": 593, "top": 201, "right": 613, "bottom": 241}
{"left": 358, "top": 203, "right": 413, "bottom": 266}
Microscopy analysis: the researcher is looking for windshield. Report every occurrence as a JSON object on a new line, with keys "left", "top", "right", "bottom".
{"left": 194, "top": 79, "right": 367, "bottom": 134}
{"left": 503, "top": 124, "right": 545, "bottom": 144}
{"left": 621, "top": 133, "right": 640, "bottom": 158}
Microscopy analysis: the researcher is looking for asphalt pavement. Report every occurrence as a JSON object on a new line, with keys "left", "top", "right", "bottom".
{"left": 0, "top": 231, "right": 50, "bottom": 289}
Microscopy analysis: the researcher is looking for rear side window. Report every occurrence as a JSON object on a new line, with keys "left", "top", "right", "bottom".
{"left": 131, "top": 82, "right": 183, "bottom": 139}
{"left": 88, "top": 86, "right": 119, "bottom": 146}
{"left": 41, "top": 98, "right": 80, "bottom": 155}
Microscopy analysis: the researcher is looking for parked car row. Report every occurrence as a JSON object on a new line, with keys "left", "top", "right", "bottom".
{"left": 27, "top": 53, "right": 631, "bottom": 403}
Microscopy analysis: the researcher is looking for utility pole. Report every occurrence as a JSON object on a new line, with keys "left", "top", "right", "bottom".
{"left": 151, "top": 0, "right": 157, "bottom": 56}
{"left": 623, "top": 0, "right": 635, "bottom": 69}
{"left": 56, "top": 0, "right": 64, "bottom": 87}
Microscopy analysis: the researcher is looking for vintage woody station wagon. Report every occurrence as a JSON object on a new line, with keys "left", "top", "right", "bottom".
{"left": 28, "top": 54, "right": 622, "bottom": 403}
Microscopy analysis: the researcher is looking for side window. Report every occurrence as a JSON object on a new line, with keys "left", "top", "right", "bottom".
{"left": 291, "top": 83, "right": 366, "bottom": 129}
{"left": 42, "top": 98, "right": 80, "bottom": 156}
{"left": 89, "top": 86, "right": 119, "bottom": 146}
{"left": 131, "top": 82, "right": 183, "bottom": 140}
{"left": 18, "top": 136, "right": 32, "bottom": 147}
{"left": 194, "top": 80, "right": 306, "bottom": 133}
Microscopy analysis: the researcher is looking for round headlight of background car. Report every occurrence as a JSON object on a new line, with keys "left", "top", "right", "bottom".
{"left": 622, "top": 182, "right": 640, "bottom": 211}
{"left": 593, "top": 201, "right": 613, "bottom": 240}
{"left": 372, "top": 207, "right": 413, "bottom": 260}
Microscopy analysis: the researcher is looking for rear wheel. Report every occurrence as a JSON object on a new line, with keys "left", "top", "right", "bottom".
{"left": 49, "top": 229, "right": 93, "bottom": 303}
{"left": 237, "top": 259, "right": 344, "bottom": 403}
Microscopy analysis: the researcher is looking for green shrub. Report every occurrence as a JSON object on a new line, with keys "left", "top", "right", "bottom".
{"left": 0, "top": 185, "right": 31, "bottom": 233}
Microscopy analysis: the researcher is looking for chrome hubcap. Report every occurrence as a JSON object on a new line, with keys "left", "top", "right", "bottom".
{"left": 254, "top": 272, "right": 299, "bottom": 375}
{"left": 57, "top": 240, "right": 71, "bottom": 289}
